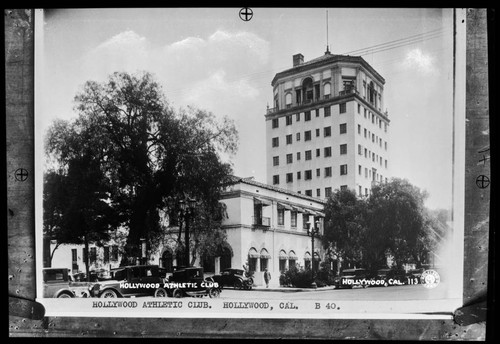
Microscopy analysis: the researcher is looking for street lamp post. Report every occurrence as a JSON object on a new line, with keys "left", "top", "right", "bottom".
{"left": 307, "top": 220, "right": 321, "bottom": 289}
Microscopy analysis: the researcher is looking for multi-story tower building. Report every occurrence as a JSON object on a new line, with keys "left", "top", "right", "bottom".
{"left": 266, "top": 51, "right": 390, "bottom": 199}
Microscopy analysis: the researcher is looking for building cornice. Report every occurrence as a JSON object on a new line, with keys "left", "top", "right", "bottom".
{"left": 271, "top": 54, "right": 385, "bottom": 87}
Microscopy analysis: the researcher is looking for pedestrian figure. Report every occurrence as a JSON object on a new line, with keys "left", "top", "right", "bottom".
{"left": 264, "top": 268, "right": 271, "bottom": 288}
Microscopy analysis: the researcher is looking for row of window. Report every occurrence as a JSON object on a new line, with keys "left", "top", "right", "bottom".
{"left": 357, "top": 164, "right": 387, "bottom": 182}
{"left": 297, "top": 186, "right": 347, "bottom": 198}
{"left": 73, "top": 245, "right": 119, "bottom": 265}
{"left": 357, "top": 144, "right": 388, "bottom": 168}
{"left": 272, "top": 144, "right": 348, "bottom": 166}
{"left": 271, "top": 124, "right": 347, "bottom": 147}
{"left": 273, "top": 164, "right": 348, "bottom": 185}
{"left": 358, "top": 104, "right": 387, "bottom": 132}
{"left": 271, "top": 103, "right": 347, "bottom": 129}
{"left": 357, "top": 124, "right": 387, "bottom": 149}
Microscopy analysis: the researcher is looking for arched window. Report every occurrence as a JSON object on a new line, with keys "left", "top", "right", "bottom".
{"left": 288, "top": 250, "right": 297, "bottom": 269}
{"left": 304, "top": 251, "right": 312, "bottom": 270}
{"left": 260, "top": 248, "right": 271, "bottom": 271}
{"left": 302, "top": 77, "right": 314, "bottom": 103}
{"left": 279, "top": 250, "right": 288, "bottom": 272}
{"left": 313, "top": 252, "right": 321, "bottom": 272}
{"left": 248, "top": 247, "right": 259, "bottom": 272}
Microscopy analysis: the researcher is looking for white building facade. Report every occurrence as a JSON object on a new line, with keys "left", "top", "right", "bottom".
{"left": 266, "top": 52, "right": 391, "bottom": 199}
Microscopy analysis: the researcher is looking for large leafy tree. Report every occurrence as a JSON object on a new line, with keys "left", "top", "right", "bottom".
{"left": 322, "top": 188, "right": 367, "bottom": 270}
{"left": 45, "top": 71, "right": 238, "bottom": 264}
{"left": 366, "top": 178, "right": 428, "bottom": 269}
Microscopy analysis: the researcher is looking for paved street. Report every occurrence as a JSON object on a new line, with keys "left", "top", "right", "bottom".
{"left": 217, "top": 283, "right": 453, "bottom": 301}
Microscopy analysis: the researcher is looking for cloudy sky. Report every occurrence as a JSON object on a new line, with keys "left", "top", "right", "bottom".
{"left": 36, "top": 8, "right": 458, "bottom": 210}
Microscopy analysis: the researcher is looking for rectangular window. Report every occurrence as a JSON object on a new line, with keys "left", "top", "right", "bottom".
{"left": 286, "top": 134, "right": 293, "bottom": 144}
{"left": 325, "top": 167, "right": 332, "bottom": 177}
{"left": 385, "top": 160, "right": 388, "bottom": 168}
{"left": 103, "top": 246, "right": 109, "bottom": 263}
{"left": 358, "top": 104, "right": 361, "bottom": 113}
{"left": 358, "top": 124, "right": 361, "bottom": 134}
{"left": 273, "top": 156, "right": 279, "bottom": 166}
{"left": 296, "top": 132, "right": 301, "bottom": 141}
{"left": 273, "top": 175, "right": 279, "bottom": 185}
{"left": 316, "top": 168, "right": 320, "bottom": 177}
{"left": 296, "top": 113, "right": 300, "bottom": 121}
{"left": 365, "top": 188, "right": 368, "bottom": 196}
{"left": 316, "top": 148, "right": 320, "bottom": 157}
{"left": 364, "top": 148, "right": 367, "bottom": 158}
{"left": 305, "top": 111, "right": 311, "bottom": 121}
{"left": 324, "top": 106, "right": 331, "bottom": 117}
{"left": 71, "top": 249, "right": 77, "bottom": 262}
{"left": 339, "top": 103, "right": 346, "bottom": 113}
{"left": 272, "top": 137, "right": 279, "bottom": 147}
{"left": 272, "top": 118, "right": 279, "bottom": 128}
{"left": 358, "top": 144, "right": 362, "bottom": 155}
{"left": 286, "top": 153, "right": 293, "bottom": 164}
{"left": 385, "top": 141, "right": 387, "bottom": 150}
{"left": 364, "top": 108, "right": 367, "bottom": 118}
{"left": 316, "top": 188, "right": 321, "bottom": 197}
{"left": 305, "top": 150, "right": 312, "bottom": 160}
{"left": 297, "top": 152, "right": 301, "bottom": 160}
{"left": 340, "top": 185, "right": 348, "bottom": 191}
{"left": 286, "top": 173, "right": 293, "bottom": 183}
{"left": 365, "top": 167, "right": 368, "bottom": 178}
{"left": 278, "top": 208, "right": 285, "bottom": 226}
{"left": 372, "top": 114, "right": 375, "bottom": 124}
{"left": 324, "top": 147, "right": 332, "bottom": 157}
{"left": 286, "top": 115, "right": 292, "bottom": 125}
{"left": 324, "top": 126, "right": 331, "bottom": 137}
{"left": 359, "top": 165, "right": 362, "bottom": 175}
{"left": 305, "top": 130, "right": 311, "bottom": 141}
{"left": 340, "top": 144, "right": 347, "bottom": 155}
{"left": 90, "top": 247, "right": 97, "bottom": 264}
{"left": 315, "top": 109, "right": 320, "bottom": 117}
{"left": 297, "top": 171, "right": 301, "bottom": 180}
{"left": 325, "top": 187, "right": 332, "bottom": 198}
{"left": 364, "top": 128, "right": 367, "bottom": 138}
{"left": 384, "top": 123, "right": 387, "bottom": 132}
{"left": 291, "top": 211, "right": 297, "bottom": 227}
{"left": 305, "top": 170, "right": 312, "bottom": 180}
{"left": 316, "top": 128, "right": 320, "bottom": 137}
{"left": 372, "top": 133, "right": 375, "bottom": 142}
{"left": 340, "top": 164, "right": 348, "bottom": 175}
{"left": 305, "top": 190, "right": 312, "bottom": 196}
{"left": 111, "top": 245, "right": 118, "bottom": 261}
{"left": 359, "top": 185, "right": 362, "bottom": 196}
{"left": 339, "top": 123, "right": 347, "bottom": 134}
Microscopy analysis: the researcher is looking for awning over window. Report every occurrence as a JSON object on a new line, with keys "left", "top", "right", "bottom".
{"left": 260, "top": 248, "right": 271, "bottom": 259}
{"left": 254, "top": 197, "right": 272, "bottom": 206}
{"left": 278, "top": 250, "right": 288, "bottom": 259}
{"left": 304, "top": 251, "right": 312, "bottom": 261}
{"left": 277, "top": 202, "right": 293, "bottom": 211}
{"left": 313, "top": 252, "right": 321, "bottom": 261}
{"left": 248, "top": 247, "right": 259, "bottom": 258}
{"left": 288, "top": 250, "right": 297, "bottom": 259}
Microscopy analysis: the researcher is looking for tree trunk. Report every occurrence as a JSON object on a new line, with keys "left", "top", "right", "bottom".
{"left": 84, "top": 235, "right": 90, "bottom": 282}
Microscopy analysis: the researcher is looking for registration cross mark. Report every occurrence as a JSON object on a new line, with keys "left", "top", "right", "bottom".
{"left": 239, "top": 8, "right": 253, "bottom": 21}
{"left": 476, "top": 175, "right": 490, "bottom": 189}
{"left": 14, "top": 168, "right": 29, "bottom": 182}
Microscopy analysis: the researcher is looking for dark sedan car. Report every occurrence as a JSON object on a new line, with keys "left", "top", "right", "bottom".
{"left": 211, "top": 268, "right": 253, "bottom": 290}
{"left": 333, "top": 268, "right": 369, "bottom": 289}
{"left": 89, "top": 265, "right": 164, "bottom": 298}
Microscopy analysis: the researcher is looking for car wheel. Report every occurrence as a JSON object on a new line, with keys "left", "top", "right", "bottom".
{"left": 247, "top": 278, "right": 254, "bottom": 286}
{"left": 234, "top": 280, "right": 243, "bottom": 290}
{"left": 173, "top": 289, "right": 183, "bottom": 298}
{"left": 154, "top": 287, "right": 168, "bottom": 298}
{"left": 100, "top": 289, "right": 118, "bottom": 298}
{"left": 209, "top": 288, "right": 220, "bottom": 298}
{"left": 57, "top": 292, "right": 73, "bottom": 298}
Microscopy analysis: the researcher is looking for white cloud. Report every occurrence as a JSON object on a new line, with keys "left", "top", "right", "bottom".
{"left": 402, "top": 48, "right": 437, "bottom": 75}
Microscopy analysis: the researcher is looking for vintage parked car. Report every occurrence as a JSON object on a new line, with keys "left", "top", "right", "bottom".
{"left": 161, "top": 267, "right": 221, "bottom": 298}
{"left": 89, "top": 265, "right": 164, "bottom": 298}
{"left": 211, "top": 268, "right": 253, "bottom": 290}
{"left": 333, "top": 268, "right": 369, "bottom": 289}
{"left": 42, "top": 268, "right": 92, "bottom": 298}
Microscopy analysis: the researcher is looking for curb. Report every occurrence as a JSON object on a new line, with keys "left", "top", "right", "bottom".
{"left": 250, "top": 286, "right": 336, "bottom": 292}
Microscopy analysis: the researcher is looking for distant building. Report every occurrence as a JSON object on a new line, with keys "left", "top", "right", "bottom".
{"left": 266, "top": 51, "right": 390, "bottom": 199}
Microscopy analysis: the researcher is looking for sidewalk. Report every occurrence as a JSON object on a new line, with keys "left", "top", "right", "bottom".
{"left": 251, "top": 285, "right": 336, "bottom": 292}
